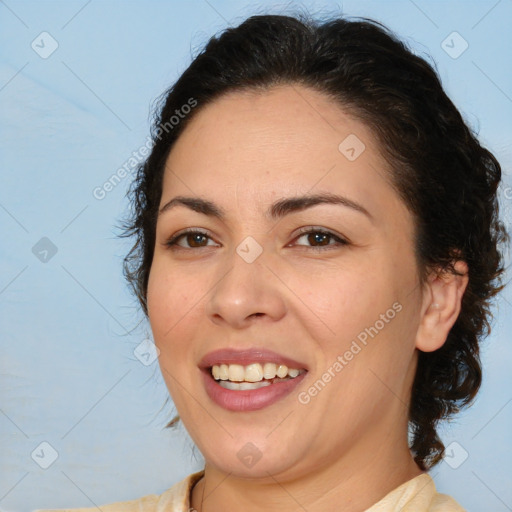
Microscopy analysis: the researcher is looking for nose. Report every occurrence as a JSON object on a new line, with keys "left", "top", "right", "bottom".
{"left": 205, "top": 248, "right": 287, "bottom": 329}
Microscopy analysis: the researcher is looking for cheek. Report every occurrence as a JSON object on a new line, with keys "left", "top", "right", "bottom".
{"left": 147, "top": 265, "right": 203, "bottom": 405}
{"left": 147, "top": 262, "right": 201, "bottom": 353}
{"left": 287, "top": 261, "right": 388, "bottom": 341}
{"left": 292, "top": 257, "right": 416, "bottom": 375}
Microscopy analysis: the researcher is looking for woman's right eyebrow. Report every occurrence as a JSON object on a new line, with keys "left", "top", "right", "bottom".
{"left": 158, "top": 193, "right": 373, "bottom": 222}
{"left": 158, "top": 196, "right": 223, "bottom": 219}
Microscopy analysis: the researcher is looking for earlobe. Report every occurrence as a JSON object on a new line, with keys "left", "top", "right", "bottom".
{"left": 415, "top": 261, "right": 469, "bottom": 353}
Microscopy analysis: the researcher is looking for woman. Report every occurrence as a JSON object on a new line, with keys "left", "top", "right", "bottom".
{"left": 39, "top": 13, "right": 506, "bottom": 512}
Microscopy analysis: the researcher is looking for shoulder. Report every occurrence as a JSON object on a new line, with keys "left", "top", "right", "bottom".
{"left": 366, "top": 473, "right": 466, "bottom": 512}
{"left": 34, "top": 471, "right": 204, "bottom": 512}
{"left": 428, "top": 488, "right": 466, "bottom": 512}
{"left": 34, "top": 493, "right": 160, "bottom": 512}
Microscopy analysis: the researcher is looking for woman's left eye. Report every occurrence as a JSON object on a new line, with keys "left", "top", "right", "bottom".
{"left": 293, "top": 229, "right": 348, "bottom": 248}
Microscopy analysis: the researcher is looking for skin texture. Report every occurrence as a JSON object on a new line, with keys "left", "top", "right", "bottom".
{"left": 147, "top": 85, "right": 468, "bottom": 512}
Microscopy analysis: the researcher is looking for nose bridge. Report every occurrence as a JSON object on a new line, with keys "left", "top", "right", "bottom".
{"left": 206, "top": 240, "right": 286, "bottom": 327}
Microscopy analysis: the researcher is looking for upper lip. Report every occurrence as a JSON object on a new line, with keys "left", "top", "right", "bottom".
{"left": 199, "top": 348, "right": 309, "bottom": 370}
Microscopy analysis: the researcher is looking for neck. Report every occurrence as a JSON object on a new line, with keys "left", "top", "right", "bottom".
{"left": 191, "top": 429, "right": 423, "bottom": 512}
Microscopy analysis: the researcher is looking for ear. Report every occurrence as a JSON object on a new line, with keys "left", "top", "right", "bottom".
{"left": 415, "top": 260, "right": 469, "bottom": 353}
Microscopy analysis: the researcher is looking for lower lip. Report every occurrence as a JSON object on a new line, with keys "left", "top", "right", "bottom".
{"left": 202, "top": 370, "right": 307, "bottom": 412}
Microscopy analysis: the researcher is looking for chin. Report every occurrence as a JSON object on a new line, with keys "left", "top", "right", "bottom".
{"left": 199, "top": 435, "right": 309, "bottom": 480}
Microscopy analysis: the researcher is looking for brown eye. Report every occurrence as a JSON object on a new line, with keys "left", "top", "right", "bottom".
{"left": 166, "top": 230, "right": 217, "bottom": 249}
{"left": 307, "top": 232, "right": 331, "bottom": 246}
{"left": 186, "top": 233, "right": 209, "bottom": 247}
{"left": 294, "top": 229, "right": 348, "bottom": 248}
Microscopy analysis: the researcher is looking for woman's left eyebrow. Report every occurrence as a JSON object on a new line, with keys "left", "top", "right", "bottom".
{"left": 269, "top": 193, "right": 373, "bottom": 221}
{"left": 158, "top": 193, "right": 373, "bottom": 221}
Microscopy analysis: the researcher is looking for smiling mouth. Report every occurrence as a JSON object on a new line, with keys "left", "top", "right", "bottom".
{"left": 210, "top": 362, "right": 307, "bottom": 390}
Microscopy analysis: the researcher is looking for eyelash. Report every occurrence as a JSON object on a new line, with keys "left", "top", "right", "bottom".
{"left": 164, "top": 228, "right": 349, "bottom": 251}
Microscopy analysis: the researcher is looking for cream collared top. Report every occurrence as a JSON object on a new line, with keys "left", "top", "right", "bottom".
{"left": 36, "top": 471, "right": 465, "bottom": 511}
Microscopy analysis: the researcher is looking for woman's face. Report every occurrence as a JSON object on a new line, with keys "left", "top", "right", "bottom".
{"left": 147, "top": 85, "right": 425, "bottom": 479}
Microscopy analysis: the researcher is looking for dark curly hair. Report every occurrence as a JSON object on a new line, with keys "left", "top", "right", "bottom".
{"left": 121, "top": 14, "right": 507, "bottom": 470}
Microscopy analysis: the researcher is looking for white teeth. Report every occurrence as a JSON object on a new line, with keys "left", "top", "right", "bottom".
{"left": 276, "top": 364, "right": 288, "bottom": 378}
{"left": 228, "top": 364, "right": 245, "bottom": 382}
{"left": 245, "top": 363, "right": 264, "bottom": 382}
{"left": 219, "top": 364, "right": 229, "bottom": 380}
{"left": 211, "top": 362, "right": 304, "bottom": 384}
{"left": 263, "top": 362, "right": 277, "bottom": 379}
{"left": 288, "top": 368, "right": 300, "bottom": 378}
{"left": 219, "top": 380, "right": 272, "bottom": 391}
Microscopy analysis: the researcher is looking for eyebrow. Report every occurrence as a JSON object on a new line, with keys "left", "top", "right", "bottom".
{"left": 158, "top": 193, "right": 372, "bottom": 221}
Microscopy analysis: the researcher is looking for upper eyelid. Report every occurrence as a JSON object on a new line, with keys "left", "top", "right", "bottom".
{"left": 294, "top": 226, "right": 345, "bottom": 238}
{"left": 171, "top": 227, "right": 213, "bottom": 238}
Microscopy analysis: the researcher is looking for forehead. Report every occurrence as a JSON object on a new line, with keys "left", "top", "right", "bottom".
{"left": 162, "top": 85, "right": 397, "bottom": 215}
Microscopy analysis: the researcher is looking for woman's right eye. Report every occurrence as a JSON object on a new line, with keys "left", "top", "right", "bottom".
{"left": 165, "top": 230, "right": 218, "bottom": 249}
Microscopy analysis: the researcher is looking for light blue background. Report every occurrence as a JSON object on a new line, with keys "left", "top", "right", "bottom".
{"left": 1, "top": 1, "right": 511, "bottom": 511}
